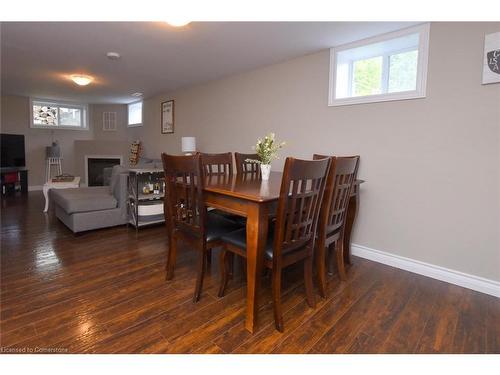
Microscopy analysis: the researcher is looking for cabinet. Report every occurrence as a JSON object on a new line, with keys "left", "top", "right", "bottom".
{"left": 1, "top": 168, "right": 28, "bottom": 197}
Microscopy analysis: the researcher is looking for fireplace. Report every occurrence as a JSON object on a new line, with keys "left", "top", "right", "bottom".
{"left": 85, "top": 155, "right": 122, "bottom": 186}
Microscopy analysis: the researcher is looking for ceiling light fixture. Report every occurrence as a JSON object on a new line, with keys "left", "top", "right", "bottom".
{"left": 70, "top": 74, "right": 93, "bottom": 86}
{"left": 165, "top": 19, "right": 191, "bottom": 27}
{"left": 131, "top": 92, "right": 143, "bottom": 97}
{"left": 106, "top": 52, "right": 121, "bottom": 60}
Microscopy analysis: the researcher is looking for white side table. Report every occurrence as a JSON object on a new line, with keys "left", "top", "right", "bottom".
{"left": 43, "top": 177, "right": 81, "bottom": 213}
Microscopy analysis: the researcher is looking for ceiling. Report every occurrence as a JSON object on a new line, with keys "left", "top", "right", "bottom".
{"left": 1, "top": 22, "right": 418, "bottom": 104}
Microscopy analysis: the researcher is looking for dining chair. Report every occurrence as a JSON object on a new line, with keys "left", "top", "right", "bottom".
{"left": 235, "top": 152, "right": 260, "bottom": 176}
{"left": 218, "top": 156, "right": 331, "bottom": 331}
{"left": 313, "top": 154, "right": 359, "bottom": 298}
{"left": 200, "top": 152, "right": 234, "bottom": 177}
{"left": 199, "top": 152, "right": 245, "bottom": 262}
{"left": 161, "top": 153, "right": 242, "bottom": 302}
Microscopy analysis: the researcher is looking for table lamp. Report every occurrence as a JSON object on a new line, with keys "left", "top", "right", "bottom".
{"left": 181, "top": 137, "right": 196, "bottom": 155}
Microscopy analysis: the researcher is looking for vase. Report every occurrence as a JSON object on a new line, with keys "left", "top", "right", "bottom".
{"left": 260, "top": 164, "right": 271, "bottom": 180}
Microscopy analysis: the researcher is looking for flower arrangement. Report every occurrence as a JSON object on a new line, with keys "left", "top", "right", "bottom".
{"left": 246, "top": 133, "right": 286, "bottom": 165}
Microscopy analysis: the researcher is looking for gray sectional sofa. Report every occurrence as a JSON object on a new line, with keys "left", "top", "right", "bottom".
{"left": 51, "top": 165, "right": 129, "bottom": 233}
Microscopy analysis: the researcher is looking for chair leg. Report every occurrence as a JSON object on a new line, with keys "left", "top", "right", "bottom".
{"left": 336, "top": 240, "right": 347, "bottom": 281}
{"left": 304, "top": 256, "right": 315, "bottom": 308}
{"left": 315, "top": 242, "right": 327, "bottom": 299}
{"left": 193, "top": 250, "right": 207, "bottom": 302}
{"left": 166, "top": 233, "right": 177, "bottom": 280}
{"left": 218, "top": 249, "right": 232, "bottom": 297}
{"left": 272, "top": 266, "right": 284, "bottom": 332}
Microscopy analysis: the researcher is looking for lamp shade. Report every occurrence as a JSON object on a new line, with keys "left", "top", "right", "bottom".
{"left": 181, "top": 137, "right": 196, "bottom": 153}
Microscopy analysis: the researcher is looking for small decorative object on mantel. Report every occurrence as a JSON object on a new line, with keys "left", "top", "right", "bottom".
{"left": 129, "top": 140, "right": 142, "bottom": 166}
{"left": 246, "top": 133, "right": 286, "bottom": 181}
{"left": 482, "top": 32, "right": 500, "bottom": 84}
{"left": 161, "top": 99, "right": 175, "bottom": 134}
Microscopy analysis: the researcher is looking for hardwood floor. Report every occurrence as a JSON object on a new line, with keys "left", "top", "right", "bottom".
{"left": 1, "top": 192, "right": 498, "bottom": 354}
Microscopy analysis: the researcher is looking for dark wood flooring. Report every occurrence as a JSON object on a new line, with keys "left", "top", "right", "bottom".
{"left": 0, "top": 192, "right": 498, "bottom": 354}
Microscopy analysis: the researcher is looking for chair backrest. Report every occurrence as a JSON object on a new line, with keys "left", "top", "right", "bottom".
{"left": 235, "top": 152, "right": 260, "bottom": 176}
{"left": 273, "top": 157, "right": 331, "bottom": 260}
{"left": 161, "top": 153, "right": 206, "bottom": 239}
{"left": 200, "top": 152, "right": 233, "bottom": 178}
{"left": 313, "top": 154, "right": 360, "bottom": 236}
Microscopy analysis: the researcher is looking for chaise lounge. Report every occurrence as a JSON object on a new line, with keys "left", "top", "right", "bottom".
{"left": 50, "top": 165, "right": 129, "bottom": 233}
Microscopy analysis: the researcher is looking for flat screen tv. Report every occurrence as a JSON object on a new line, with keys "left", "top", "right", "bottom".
{"left": 1, "top": 134, "right": 26, "bottom": 168}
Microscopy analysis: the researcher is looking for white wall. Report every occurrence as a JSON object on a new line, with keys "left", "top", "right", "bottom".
{"left": 136, "top": 22, "right": 500, "bottom": 281}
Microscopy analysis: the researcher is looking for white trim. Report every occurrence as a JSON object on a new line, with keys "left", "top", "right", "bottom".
{"left": 84, "top": 155, "right": 123, "bottom": 185}
{"left": 351, "top": 243, "right": 500, "bottom": 298}
{"left": 28, "top": 185, "right": 43, "bottom": 191}
{"left": 328, "top": 23, "right": 430, "bottom": 107}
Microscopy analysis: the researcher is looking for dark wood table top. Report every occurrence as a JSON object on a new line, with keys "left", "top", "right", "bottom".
{"left": 204, "top": 172, "right": 364, "bottom": 203}
{"left": 204, "top": 172, "right": 283, "bottom": 203}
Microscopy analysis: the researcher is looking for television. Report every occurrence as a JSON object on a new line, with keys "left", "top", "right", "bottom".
{"left": 1, "top": 134, "right": 26, "bottom": 169}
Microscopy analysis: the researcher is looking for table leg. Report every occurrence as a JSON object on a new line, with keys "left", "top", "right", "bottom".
{"left": 245, "top": 202, "right": 268, "bottom": 333}
{"left": 343, "top": 192, "right": 359, "bottom": 265}
{"left": 43, "top": 185, "right": 50, "bottom": 213}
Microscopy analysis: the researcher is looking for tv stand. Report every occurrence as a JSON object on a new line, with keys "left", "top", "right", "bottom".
{"left": 1, "top": 168, "right": 28, "bottom": 196}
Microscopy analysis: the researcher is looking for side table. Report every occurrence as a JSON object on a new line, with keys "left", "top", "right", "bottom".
{"left": 43, "top": 177, "right": 81, "bottom": 213}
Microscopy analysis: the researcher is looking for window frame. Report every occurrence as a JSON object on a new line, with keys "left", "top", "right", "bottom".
{"left": 30, "top": 98, "right": 89, "bottom": 130}
{"left": 127, "top": 100, "right": 143, "bottom": 127}
{"left": 328, "top": 23, "right": 430, "bottom": 107}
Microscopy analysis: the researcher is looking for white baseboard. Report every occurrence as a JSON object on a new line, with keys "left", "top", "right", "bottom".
{"left": 28, "top": 185, "right": 43, "bottom": 191}
{"left": 351, "top": 243, "right": 500, "bottom": 298}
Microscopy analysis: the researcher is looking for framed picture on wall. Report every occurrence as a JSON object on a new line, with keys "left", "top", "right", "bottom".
{"left": 161, "top": 100, "right": 174, "bottom": 134}
{"left": 482, "top": 32, "right": 500, "bottom": 84}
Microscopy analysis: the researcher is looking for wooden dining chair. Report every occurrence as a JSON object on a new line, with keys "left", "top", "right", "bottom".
{"left": 199, "top": 152, "right": 245, "bottom": 262}
{"left": 235, "top": 152, "right": 260, "bottom": 176}
{"left": 313, "top": 154, "right": 359, "bottom": 298}
{"left": 218, "top": 156, "right": 331, "bottom": 332}
{"left": 200, "top": 152, "right": 234, "bottom": 177}
{"left": 161, "top": 153, "right": 242, "bottom": 302}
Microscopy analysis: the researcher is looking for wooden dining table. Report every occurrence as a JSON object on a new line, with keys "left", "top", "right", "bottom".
{"left": 203, "top": 171, "right": 363, "bottom": 333}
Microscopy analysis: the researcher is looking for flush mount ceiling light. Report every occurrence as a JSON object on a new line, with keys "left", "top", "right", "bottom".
{"left": 70, "top": 74, "right": 93, "bottom": 86}
{"left": 165, "top": 19, "right": 191, "bottom": 27}
{"left": 106, "top": 52, "right": 121, "bottom": 60}
{"left": 131, "top": 92, "right": 143, "bottom": 97}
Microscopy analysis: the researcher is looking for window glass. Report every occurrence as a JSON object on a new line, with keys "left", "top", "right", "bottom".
{"left": 59, "top": 107, "right": 82, "bottom": 126}
{"left": 128, "top": 101, "right": 142, "bottom": 126}
{"left": 33, "top": 104, "right": 58, "bottom": 126}
{"left": 388, "top": 50, "right": 418, "bottom": 93}
{"left": 352, "top": 56, "right": 383, "bottom": 97}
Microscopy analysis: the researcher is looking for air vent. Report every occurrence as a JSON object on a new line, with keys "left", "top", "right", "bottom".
{"left": 102, "top": 112, "right": 117, "bottom": 131}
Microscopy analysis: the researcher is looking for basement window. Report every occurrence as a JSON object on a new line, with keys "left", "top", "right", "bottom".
{"left": 31, "top": 98, "right": 88, "bottom": 130}
{"left": 329, "top": 23, "right": 430, "bottom": 106}
{"left": 128, "top": 101, "right": 143, "bottom": 127}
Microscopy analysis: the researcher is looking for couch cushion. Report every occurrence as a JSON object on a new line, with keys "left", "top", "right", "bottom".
{"left": 51, "top": 186, "right": 118, "bottom": 214}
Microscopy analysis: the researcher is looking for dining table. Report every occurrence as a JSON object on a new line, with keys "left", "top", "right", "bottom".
{"left": 203, "top": 171, "right": 363, "bottom": 333}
